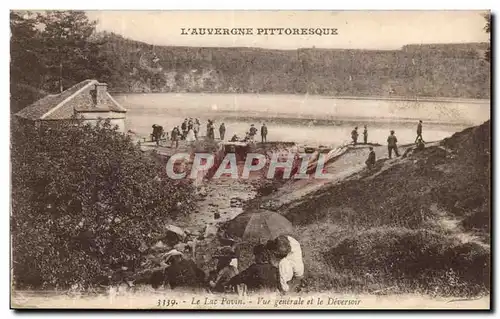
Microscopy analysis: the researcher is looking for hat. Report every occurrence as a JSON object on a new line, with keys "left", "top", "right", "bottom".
{"left": 390, "top": 130, "right": 395, "bottom": 134}
{"left": 162, "top": 249, "right": 184, "bottom": 263}
{"left": 212, "top": 246, "right": 237, "bottom": 259}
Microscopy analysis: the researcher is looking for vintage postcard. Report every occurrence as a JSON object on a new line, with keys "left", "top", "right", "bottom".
{"left": 10, "top": 10, "right": 491, "bottom": 310}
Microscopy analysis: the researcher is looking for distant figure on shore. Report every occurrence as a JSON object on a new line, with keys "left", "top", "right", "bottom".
{"left": 363, "top": 125, "right": 368, "bottom": 144}
{"left": 171, "top": 126, "right": 180, "bottom": 149}
{"left": 249, "top": 124, "right": 258, "bottom": 141}
{"left": 151, "top": 124, "right": 163, "bottom": 146}
{"left": 194, "top": 119, "right": 200, "bottom": 140}
{"left": 230, "top": 134, "right": 239, "bottom": 142}
{"left": 207, "top": 120, "right": 215, "bottom": 140}
{"left": 181, "top": 119, "right": 188, "bottom": 140}
{"left": 387, "top": 130, "right": 400, "bottom": 159}
{"left": 415, "top": 120, "right": 425, "bottom": 143}
{"left": 186, "top": 127, "right": 196, "bottom": 144}
{"left": 261, "top": 123, "right": 268, "bottom": 143}
{"left": 365, "top": 146, "right": 376, "bottom": 169}
{"left": 243, "top": 132, "right": 251, "bottom": 142}
{"left": 219, "top": 123, "right": 226, "bottom": 140}
{"left": 351, "top": 127, "right": 359, "bottom": 145}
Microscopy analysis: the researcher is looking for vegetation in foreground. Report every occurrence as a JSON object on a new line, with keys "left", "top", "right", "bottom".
{"left": 11, "top": 119, "right": 195, "bottom": 289}
{"left": 282, "top": 121, "right": 490, "bottom": 297}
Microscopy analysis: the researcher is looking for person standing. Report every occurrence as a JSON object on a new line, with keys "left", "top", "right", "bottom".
{"left": 363, "top": 125, "right": 368, "bottom": 144}
{"left": 219, "top": 123, "right": 226, "bottom": 141}
{"left": 156, "top": 125, "right": 164, "bottom": 146}
{"left": 261, "top": 123, "right": 268, "bottom": 143}
{"left": 207, "top": 120, "right": 215, "bottom": 140}
{"left": 181, "top": 119, "right": 188, "bottom": 140}
{"left": 171, "top": 126, "right": 180, "bottom": 149}
{"left": 351, "top": 127, "right": 359, "bottom": 145}
{"left": 249, "top": 124, "right": 258, "bottom": 141}
{"left": 186, "top": 127, "right": 196, "bottom": 145}
{"left": 194, "top": 119, "right": 200, "bottom": 140}
{"left": 365, "top": 146, "right": 376, "bottom": 169}
{"left": 415, "top": 120, "right": 425, "bottom": 143}
{"left": 387, "top": 130, "right": 400, "bottom": 159}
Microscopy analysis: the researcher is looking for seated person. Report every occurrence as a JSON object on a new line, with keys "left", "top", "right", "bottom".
{"left": 209, "top": 247, "right": 239, "bottom": 294}
{"left": 227, "top": 244, "right": 279, "bottom": 293}
{"left": 266, "top": 235, "right": 304, "bottom": 294}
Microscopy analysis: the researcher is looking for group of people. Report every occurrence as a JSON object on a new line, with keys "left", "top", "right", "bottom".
{"left": 151, "top": 119, "right": 271, "bottom": 149}
{"left": 350, "top": 125, "right": 369, "bottom": 145}
{"left": 154, "top": 235, "right": 304, "bottom": 295}
{"left": 364, "top": 120, "right": 426, "bottom": 169}
{"left": 167, "top": 118, "right": 218, "bottom": 148}
{"left": 210, "top": 235, "right": 303, "bottom": 295}
{"left": 230, "top": 123, "right": 268, "bottom": 143}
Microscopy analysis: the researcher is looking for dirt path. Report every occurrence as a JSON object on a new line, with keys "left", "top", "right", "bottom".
{"left": 178, "top": 178, "right": 257, "bottom": 232}
{"left": 429, "top": 203, "right": 490, "bottom": 249}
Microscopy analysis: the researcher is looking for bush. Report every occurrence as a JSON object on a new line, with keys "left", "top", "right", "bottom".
{"left": 11, "top": 119, "right": 196, "bottom": 289}
{"left": 323, "top": 228, "right": 490, "bottom": 296}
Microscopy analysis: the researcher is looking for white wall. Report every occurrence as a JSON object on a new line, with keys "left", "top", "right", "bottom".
{"left": 78, "top": 111, "right": 127, "bottom": 133}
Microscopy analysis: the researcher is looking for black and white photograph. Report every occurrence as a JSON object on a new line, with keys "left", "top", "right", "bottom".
{"left": 9, "top": 10, "right": 491, "bottom": 309}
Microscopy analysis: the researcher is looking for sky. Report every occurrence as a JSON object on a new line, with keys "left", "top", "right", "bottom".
{"left": 85, "top": 10, "right": 489, "bottom": 50}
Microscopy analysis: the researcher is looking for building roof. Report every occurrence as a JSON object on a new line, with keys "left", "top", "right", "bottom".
{"left": 15, "top": 79, "right": 126, "bottom": 121}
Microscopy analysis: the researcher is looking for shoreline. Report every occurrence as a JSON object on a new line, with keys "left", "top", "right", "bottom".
{"left": 111, "top": 91, "right": 489, "bottom": 104}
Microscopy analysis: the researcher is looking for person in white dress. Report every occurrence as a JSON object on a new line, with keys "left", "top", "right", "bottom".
{"left": 186, "top": 128, "right": 196, "bottom": 144}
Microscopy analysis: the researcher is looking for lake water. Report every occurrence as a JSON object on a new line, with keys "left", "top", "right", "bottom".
{"left": 114, "top": 93, "right": 490, "bottom": 147}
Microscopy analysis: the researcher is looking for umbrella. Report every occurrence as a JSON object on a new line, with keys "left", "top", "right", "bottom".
{"left": 224, "top": 210, "right": 293, "bottom": 243}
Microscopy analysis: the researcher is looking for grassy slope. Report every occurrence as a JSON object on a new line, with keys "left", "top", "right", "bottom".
{"left": 282, "top": 121, "right": 490, "bottom": 296}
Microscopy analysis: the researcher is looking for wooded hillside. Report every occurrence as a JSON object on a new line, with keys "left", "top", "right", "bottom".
{"left": 10, "top": 11, "right": 490, "bottom": 114}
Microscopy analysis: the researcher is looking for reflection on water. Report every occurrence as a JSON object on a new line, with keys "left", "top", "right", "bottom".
{"left": 114, "top": 93, "right": 490, "bottom": 147}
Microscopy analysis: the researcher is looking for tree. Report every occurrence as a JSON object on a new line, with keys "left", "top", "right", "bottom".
{"left": 11, "top": 119, "right": 196, "bottom": 289}
{"left": 10, "top": 11, "right": 113, "bottom": 111}
{"left": 10, "top": 11, "right": 46, "bottom": 113}
{"left": 484, "top": 13, "right": 491, "bottom": 62}
{"left": 36, "top": 11, "right": 110, "bottom": 93}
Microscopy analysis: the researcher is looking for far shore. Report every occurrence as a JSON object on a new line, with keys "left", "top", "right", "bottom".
{"left": 110, "top": 91, "right": 490, "bottom": 104}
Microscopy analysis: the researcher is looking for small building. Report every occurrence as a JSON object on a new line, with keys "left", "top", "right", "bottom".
{"left": 15, "top": 79, "right": 127, "bottom": 132}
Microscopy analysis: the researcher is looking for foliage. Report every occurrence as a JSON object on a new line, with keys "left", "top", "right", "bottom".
{"left": 484, "top": 13, "right": 491, "bottom": 62}
{"left": 10, "top": 10, "right": 111, "bottom": 112}
{"left": 11, "top": 119, "right": 195, "bottom": 289}
{"left": 93, "top": 32, "right": 490, "bottom": 99}
{"left": 10, "top": 11, "right": 490, "bottom": 116}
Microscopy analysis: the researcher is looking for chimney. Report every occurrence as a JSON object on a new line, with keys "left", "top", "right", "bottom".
{"left": 92, "top": 82, "right": 108, "bottom": 106}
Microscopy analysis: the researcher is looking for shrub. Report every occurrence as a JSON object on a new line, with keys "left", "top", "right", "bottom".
{"left": 11, "top": 119, "right": 195, "bottom": 289}
{"left": 323, "top": 228, "right": 490, "bottom": 296}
